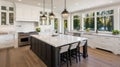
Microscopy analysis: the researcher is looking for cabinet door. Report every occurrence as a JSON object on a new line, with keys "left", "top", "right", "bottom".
{"left": 31, "top": 7, "right": 39, "bottom": 21}
{"left": 16, "top": 3, "right": 39, "bottom": 21}
{"left": 16, "top": 6, "right": 24, "bottom": 21}
{"left": 0, "top": 35, "right": 14, "bottom": 48}
{"left": 9, "top": 13, "right": 14, "bottom": 25}
{"left": 23, "top": 7, "right": 31, "bottom": 21}
{"left": 1, "top": 12, "right": 7, "bottom": 25}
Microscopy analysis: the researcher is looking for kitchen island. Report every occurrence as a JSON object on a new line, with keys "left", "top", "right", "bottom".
{"left": 30, "top": 34, "right": 88, "bottom": 67}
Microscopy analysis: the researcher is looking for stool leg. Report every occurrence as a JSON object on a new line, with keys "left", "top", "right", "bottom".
{"left": 69, "top": 50, "right": 72, "bottom": 65}
{"left": 76, "top": 49, "right": 78, "bottom": 63}
{"left": 66, "top": 52, "right": 69, "bottom": 67}
{"left": 78, "top": 51, "right": 81, "bottom": 62}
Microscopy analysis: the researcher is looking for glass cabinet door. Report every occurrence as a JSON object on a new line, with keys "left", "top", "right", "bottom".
{"left": 9, "top": 13, "right": 14, "bottom": 25}
{"left": 1, "top": 6, "right": 7, "bottom": 10}
{"left": 1, "top": 12, "right": 7, "bottom": 25}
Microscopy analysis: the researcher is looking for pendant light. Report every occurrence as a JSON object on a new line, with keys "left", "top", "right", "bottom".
{"left": 61, "top": 0, "right": 69, "bottom": 19}
{"left": 41, "top": 0, "right": 46, "bottom": 20}
{"left": 49, "top": 0, "right": 55, "bottom": 19}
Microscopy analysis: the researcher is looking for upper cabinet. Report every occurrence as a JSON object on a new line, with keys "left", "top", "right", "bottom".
{"left": 0, "top": 6, "right": 14, "bottom": 25}
{"left": 15, "top": 3, "right": 39, "bottom": 21}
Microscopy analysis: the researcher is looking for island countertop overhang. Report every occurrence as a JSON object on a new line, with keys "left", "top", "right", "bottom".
{"left": 30, "top": 34, "right": 88, "bottom": 47}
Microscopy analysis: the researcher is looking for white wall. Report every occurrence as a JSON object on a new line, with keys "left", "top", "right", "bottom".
{"left": 0, "top": 0, "right": 14, "bottom": 7}
{"left": 15, "top": 21, "right": 37, "bottom": 32}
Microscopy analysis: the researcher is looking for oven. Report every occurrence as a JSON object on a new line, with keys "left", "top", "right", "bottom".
{"left": 18, "top": 32, "right": 30, "bottom": 47}
{"left": 18, "top": 32, "right": 38, "bottom": 47}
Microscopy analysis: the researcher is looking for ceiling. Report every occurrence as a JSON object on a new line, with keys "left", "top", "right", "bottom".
{"left": 4, "top": 0, "right": 120, "bottom": 13}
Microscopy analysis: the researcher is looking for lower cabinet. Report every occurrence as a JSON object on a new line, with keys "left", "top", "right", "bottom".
{"left": 82, "top": 34, "right": 120, "bottom": 54}
{"left": 0, "top": 34, "right": 14, "bottom": 48}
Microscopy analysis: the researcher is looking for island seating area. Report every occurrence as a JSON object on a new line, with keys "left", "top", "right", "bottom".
{"left": 30, "top": 34, "right": 88, "bottom": 67}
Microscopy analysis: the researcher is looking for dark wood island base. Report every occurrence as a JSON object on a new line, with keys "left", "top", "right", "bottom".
{"left": 30, "top": 35, "right": 88, "bottom": 67}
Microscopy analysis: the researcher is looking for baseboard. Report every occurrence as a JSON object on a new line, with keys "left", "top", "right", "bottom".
{"left": 96, "top": 48, "right": 113, "bottom": 53}
{"left": 0, "top": 46, "right": 14, "bottom": 50}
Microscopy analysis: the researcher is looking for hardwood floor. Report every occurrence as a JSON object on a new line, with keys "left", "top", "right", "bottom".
{"left": 0, "top": 46, "right": 120, "bottom": 67}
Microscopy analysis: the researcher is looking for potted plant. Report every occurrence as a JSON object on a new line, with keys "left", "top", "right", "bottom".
{"left": 112, "top": 30, "right": 120, "bottom": 35}
{"left": 36, "top": 27, "right": 41, "bottom": 32}
{"left": 86, "top": 28, "right": 90, "bottom": 32}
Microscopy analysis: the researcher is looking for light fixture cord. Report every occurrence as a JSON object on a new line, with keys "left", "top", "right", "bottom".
{"left": 43, "top": 0, "right": 45, "bottom": 14}
{"left": 65, "top": 0, "right": 66, "bottom": 9}
{"left": 51, "top": 0, "right": 53, "bottom": 12}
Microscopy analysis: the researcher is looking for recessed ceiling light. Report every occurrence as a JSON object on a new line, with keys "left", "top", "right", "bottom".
{"left": 87, "top": 6, "right": 90, "bottom": 8}
{"left": 18, "top": 0, "right": 22, "bottom": 1}
{"left": 110, "top": 1, "right": 113, "bottom": 3}
{"left": 54, "top": 7, "right": 56, "bottom": 9}
{"left": 38, "top": 3, "right": 41, "bottom": 6}
{"left": 75, "top": 3, "right": 79, "bottom": 6}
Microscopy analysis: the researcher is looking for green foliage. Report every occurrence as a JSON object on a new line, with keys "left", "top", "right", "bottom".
{"left": 54, "top": 18, "right": 58, "bottom": 30}
{"left": 97, "top": 16, "right": 113, "bottom": 31}
{"left": 36, "top": 27, "right": 41, "bottom": 32}
{"left": 112, "top": 30, "right": 120, "bottom": 35}
{"left": 73, "top": 15, "right": 80, "bottom": 30}
{"left": 74, "top": 19, "right": 80, "bottom": 30}
{"left": 86, "top": 28, "right": 90, "bottom": 32}
{"left": 84, "top": 18, "right": 94, "bottom": 30}
{"left": 64, "top": 20, "right": 67, "bottom": 30}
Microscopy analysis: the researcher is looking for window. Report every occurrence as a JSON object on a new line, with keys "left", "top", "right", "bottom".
{"left": 54, "top": 18, "right": 58, "bottom": 32}
{"left": 97, "top": 10, "right": 114, "bottom": 31}
{"left": 64, "top": 20, "right": 68, "bottom": 32}
{"left": 73, "top": 15, "right": 80, "bottom": 30}
{"left": 84, "top": 12, "right": 95, "bottom": 30}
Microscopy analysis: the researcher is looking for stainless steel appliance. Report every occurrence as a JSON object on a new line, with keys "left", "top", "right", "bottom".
{"left": 18, "top": 32, "right": 38, "bottom": 47}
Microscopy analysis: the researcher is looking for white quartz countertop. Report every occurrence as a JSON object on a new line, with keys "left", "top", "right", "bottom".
{"left": 31, "top": 34, "right": 88, "bottom": 47}
{"left": 71, "top": 31, "right": 120, "bottom": 38}
{"left": 85, "top": 33, "right": 120, "bottom": 38}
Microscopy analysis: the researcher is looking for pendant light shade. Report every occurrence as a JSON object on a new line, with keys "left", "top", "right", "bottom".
{"left": 49, "top": 0, "right": 55, "bottom": 19}
{"left": 49, "top": 12, "right": 55, "bottom": 19}
{"left": 42, "top": 0, "right": 46, "bottom": 20}
{"left": 61, "top": 0, "right": 69, "bottom": 19}
{"left": 41, "top": 14, "right": 46, "bottom": 20}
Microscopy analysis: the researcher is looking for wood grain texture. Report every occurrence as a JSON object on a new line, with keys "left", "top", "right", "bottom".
{"left": 0, "top": 46, "right": 120, "bottom": 67}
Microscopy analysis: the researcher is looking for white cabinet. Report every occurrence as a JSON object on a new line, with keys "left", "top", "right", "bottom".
{"left": 15, "top": 3, "right": 39, "bottom": 21}
{"left": 0, "top": 6, "right": 14, "bottom": 25}
{"left": 0, "top": 34, "right": 15, "bottom": 48}
{"left": 31, "top": 7, "right": 39, "bottom": 21}
{"left": 16, "top": 5, "right": 24, "bottom": 21}
{"left": 82, "top": 34, "right": 120, "bottom": 54}
{"left": 0, "top": 1, "right": 15, "bottom": 25}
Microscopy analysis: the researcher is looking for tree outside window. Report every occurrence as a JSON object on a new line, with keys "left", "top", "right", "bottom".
{"left": 64, "top": 20, "right": 68, "bottom": 33}
{"left": 97, "top": 10, "right": 114, "bottom": 31}
{"left": 73, "top": 15, "right": 80, "bottom": 31}
{"left": 84, "top": 12, "right": 95, "bottom": 31}
{"left": 54, "top": 18, "right": 58, "bottom": 32}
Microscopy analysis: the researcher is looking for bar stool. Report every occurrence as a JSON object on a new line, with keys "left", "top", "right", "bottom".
{"left": 69, "top": 42, "right": 80, "bottom": 65}
{"left": 60, "top": 45, "right": 70, "bottom": 67}
{"left": 77, "top": 40, "right": 87, "bottom": 61}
